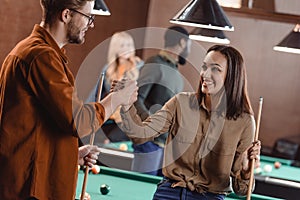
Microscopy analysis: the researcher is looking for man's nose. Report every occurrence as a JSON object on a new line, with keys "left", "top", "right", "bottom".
{"left": 89, "top": 22, "right": 94, "bottom": 28}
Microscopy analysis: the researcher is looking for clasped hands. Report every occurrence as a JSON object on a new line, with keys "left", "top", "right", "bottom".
{"left": 110, "top": 78, "right": 138, "bottom": 111}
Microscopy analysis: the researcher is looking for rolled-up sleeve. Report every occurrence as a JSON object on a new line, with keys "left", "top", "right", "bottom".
{"left": 120, "top": 96, "right": 177, "bottom": 144}
{"left": 231, "top": 116, "right": 256, "bottom": 196}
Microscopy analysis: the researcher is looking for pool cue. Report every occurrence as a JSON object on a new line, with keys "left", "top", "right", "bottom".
{"left": 80, "top": 72, "right": 105, "bottom": 200}
{"left": 246, "top": 97, "right": 263, "bottom": 200}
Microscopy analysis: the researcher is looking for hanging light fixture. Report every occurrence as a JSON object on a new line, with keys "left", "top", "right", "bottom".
{"left": 170, "top": 0, "right": 234, "bottom": 31}
{"left": 216, "top": 0, "right": 242, "bottom": 9}
{"left": 189, "top": 27, "right": 230, "bottom": 44}
{"left": 273, "top": 24, "right": 300, "bottom": 54}
{"left": 92, "top": 0, "right": 111, "bottom": 16}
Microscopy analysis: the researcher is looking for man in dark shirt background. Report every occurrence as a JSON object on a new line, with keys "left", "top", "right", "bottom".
{"left": 132, "top": 26, "right": 191, "bottom": 176}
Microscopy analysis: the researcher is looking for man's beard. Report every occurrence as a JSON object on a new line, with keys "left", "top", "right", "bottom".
{"left": 178, "top": 55, "right": 186, "bottom": 65}
{"left": 67, "top": 20, "right": 84, "bottom": 44}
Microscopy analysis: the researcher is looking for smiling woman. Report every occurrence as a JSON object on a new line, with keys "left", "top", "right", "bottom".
{"left": 200, "top": 50, "right": 228, "bottom": 96}
{"left": 198, "top": 45, "right": 252, "bottom": 120}
{"left": 119, "top": 44, "right": 261, "bottom": 200}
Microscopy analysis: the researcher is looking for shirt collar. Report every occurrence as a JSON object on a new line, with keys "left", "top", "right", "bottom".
{"left": 200, "top": 93, "right": 226, "bottom": 117}
{"left": 158, "top": 50, "right": 177, "bottom": 65}
{"left": 31, "top": 24, "right": 69, "bottom": 64}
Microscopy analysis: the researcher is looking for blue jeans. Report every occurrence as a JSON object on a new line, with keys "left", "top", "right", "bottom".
{"left": 153, "top": 179, "right": 225, "bottom": 200}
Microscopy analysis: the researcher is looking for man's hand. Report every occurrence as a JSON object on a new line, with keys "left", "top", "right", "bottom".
{"left": 100, "top": 79, "right": 138, "bottom": 122}
{"left": 111, "top": 79, "right": 138, "bottom": 107}
{"left": 78, "top": 145, "right": 101, "bottom": 167}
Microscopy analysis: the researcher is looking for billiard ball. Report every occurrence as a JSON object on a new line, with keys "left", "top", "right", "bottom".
{"left": 100, "top": 184, "right": 110, "bottom": 195}
{"left": 274, "top": 161, "right": 281, "bottom": 169}
{"left": 91, "top": 165, "right": 100, "bottom": 174}
{"left": 103, "top": 139, "right": 110, "bottom": 144}
{"left": 80, "top": 165, "right": 87, "bottom": 172}
{"left": 79, "top": 192, "right": 91, "bottom": 200}
{"left": 254, "top": 167, "right": 262, "bottom": 174}
{"left": 119, "top": 143, "right": 128, "bottom": 151}
{"left": 263, "top": 164, "right": 273, "bottom": 173}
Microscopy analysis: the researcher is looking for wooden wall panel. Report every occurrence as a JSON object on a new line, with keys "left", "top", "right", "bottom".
{"left": 0, "top": 0, "right": 150, "bottom": 100}
{"left": 0, "top": 0, "right": 41, "bottom": 65}
{"left": 0, "top": 0, "right": 150, "bottom": 75}
{"left": 66, "top": 0, "right": 150, "bottom": 76}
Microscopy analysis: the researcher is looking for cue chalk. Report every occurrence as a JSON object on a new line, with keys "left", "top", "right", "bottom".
{"left": 247, "top": 97, "right": 263, "bottom": 200}
{"left": 80, "top": 72, "right": 105, "bottom": 200}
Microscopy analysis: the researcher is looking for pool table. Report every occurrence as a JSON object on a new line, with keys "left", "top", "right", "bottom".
{"left": 253, "top": 155, "right": 300, "bottom": 199}
{"left": 75, "top": 166, "right": 282, "bottom": 200}
{"left": 98, "top": 141, "right": 300, "bottom": 199}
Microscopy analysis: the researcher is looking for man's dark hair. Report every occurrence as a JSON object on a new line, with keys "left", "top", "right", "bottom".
{"left": 40, "top": 0, "right": 94, "bottom": 25}
{"left": 164, "top": 26, "right": 189, "bottom": 48}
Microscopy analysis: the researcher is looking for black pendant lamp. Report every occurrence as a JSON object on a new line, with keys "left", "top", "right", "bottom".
{"left": 170, "top": 0, "right": 234, "bottom": 31}
{"left": 273, "top": 24, "right": 300, "bottom": 54}
{"left": 189, "top": 27, "right": 230, "bottom": 44}
{"left": 92, "top": 0, "right": 111, "bottom": 16}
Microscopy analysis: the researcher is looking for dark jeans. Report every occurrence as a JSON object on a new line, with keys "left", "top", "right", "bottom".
{"left": 132, "top": 141, "right": 163, "bottom": 176}
{"left": 153, "top": 179, "right": 226, "bottom": 200}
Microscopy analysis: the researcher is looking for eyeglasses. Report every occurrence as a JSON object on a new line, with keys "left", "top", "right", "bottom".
{"left": 70, "top": 9, "right": 95, "bottom": 26}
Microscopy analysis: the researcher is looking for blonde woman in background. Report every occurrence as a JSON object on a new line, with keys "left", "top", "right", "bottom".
{"left": 85, "top": 31, "right": 143, "bottom": 143}
{"left": 105, "top": 31, "right": 142, "bottom": 85}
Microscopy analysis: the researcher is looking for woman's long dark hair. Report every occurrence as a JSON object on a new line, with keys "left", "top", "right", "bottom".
{"left": 196, "top": 45, "right": 253, "bottom": 120}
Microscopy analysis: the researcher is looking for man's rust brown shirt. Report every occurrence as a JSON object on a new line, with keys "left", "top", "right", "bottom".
{"left": 0, "top": 25, "right": 105, "bottom": 199}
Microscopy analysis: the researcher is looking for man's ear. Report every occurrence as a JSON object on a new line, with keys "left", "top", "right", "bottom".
{"left": 61, "top": 9, "right": 72, "bottom": 23}
{"left": 179, "top": 38, "right": 187, "bottom": 49}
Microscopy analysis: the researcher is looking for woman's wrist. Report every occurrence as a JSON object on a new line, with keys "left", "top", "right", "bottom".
{"left": 122, "top": 105, "right": 131, "bottom": 112}
{"left": 241, "top": 169, "right": 251, "bottom": 180}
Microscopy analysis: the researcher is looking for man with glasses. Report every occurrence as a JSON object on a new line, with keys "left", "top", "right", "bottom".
{"left": 70, "top": 8, "right": 95, "bottom": 26}
{"left": 67, "top": 8, "right": 95, "bottom": 44}
{"left": 0, "top": 0, "right": 138, "bottom": 199}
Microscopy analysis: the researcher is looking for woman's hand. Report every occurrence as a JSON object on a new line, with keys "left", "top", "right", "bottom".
{"left": 241, "top": 140, "right": 261, "bottom": 179}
